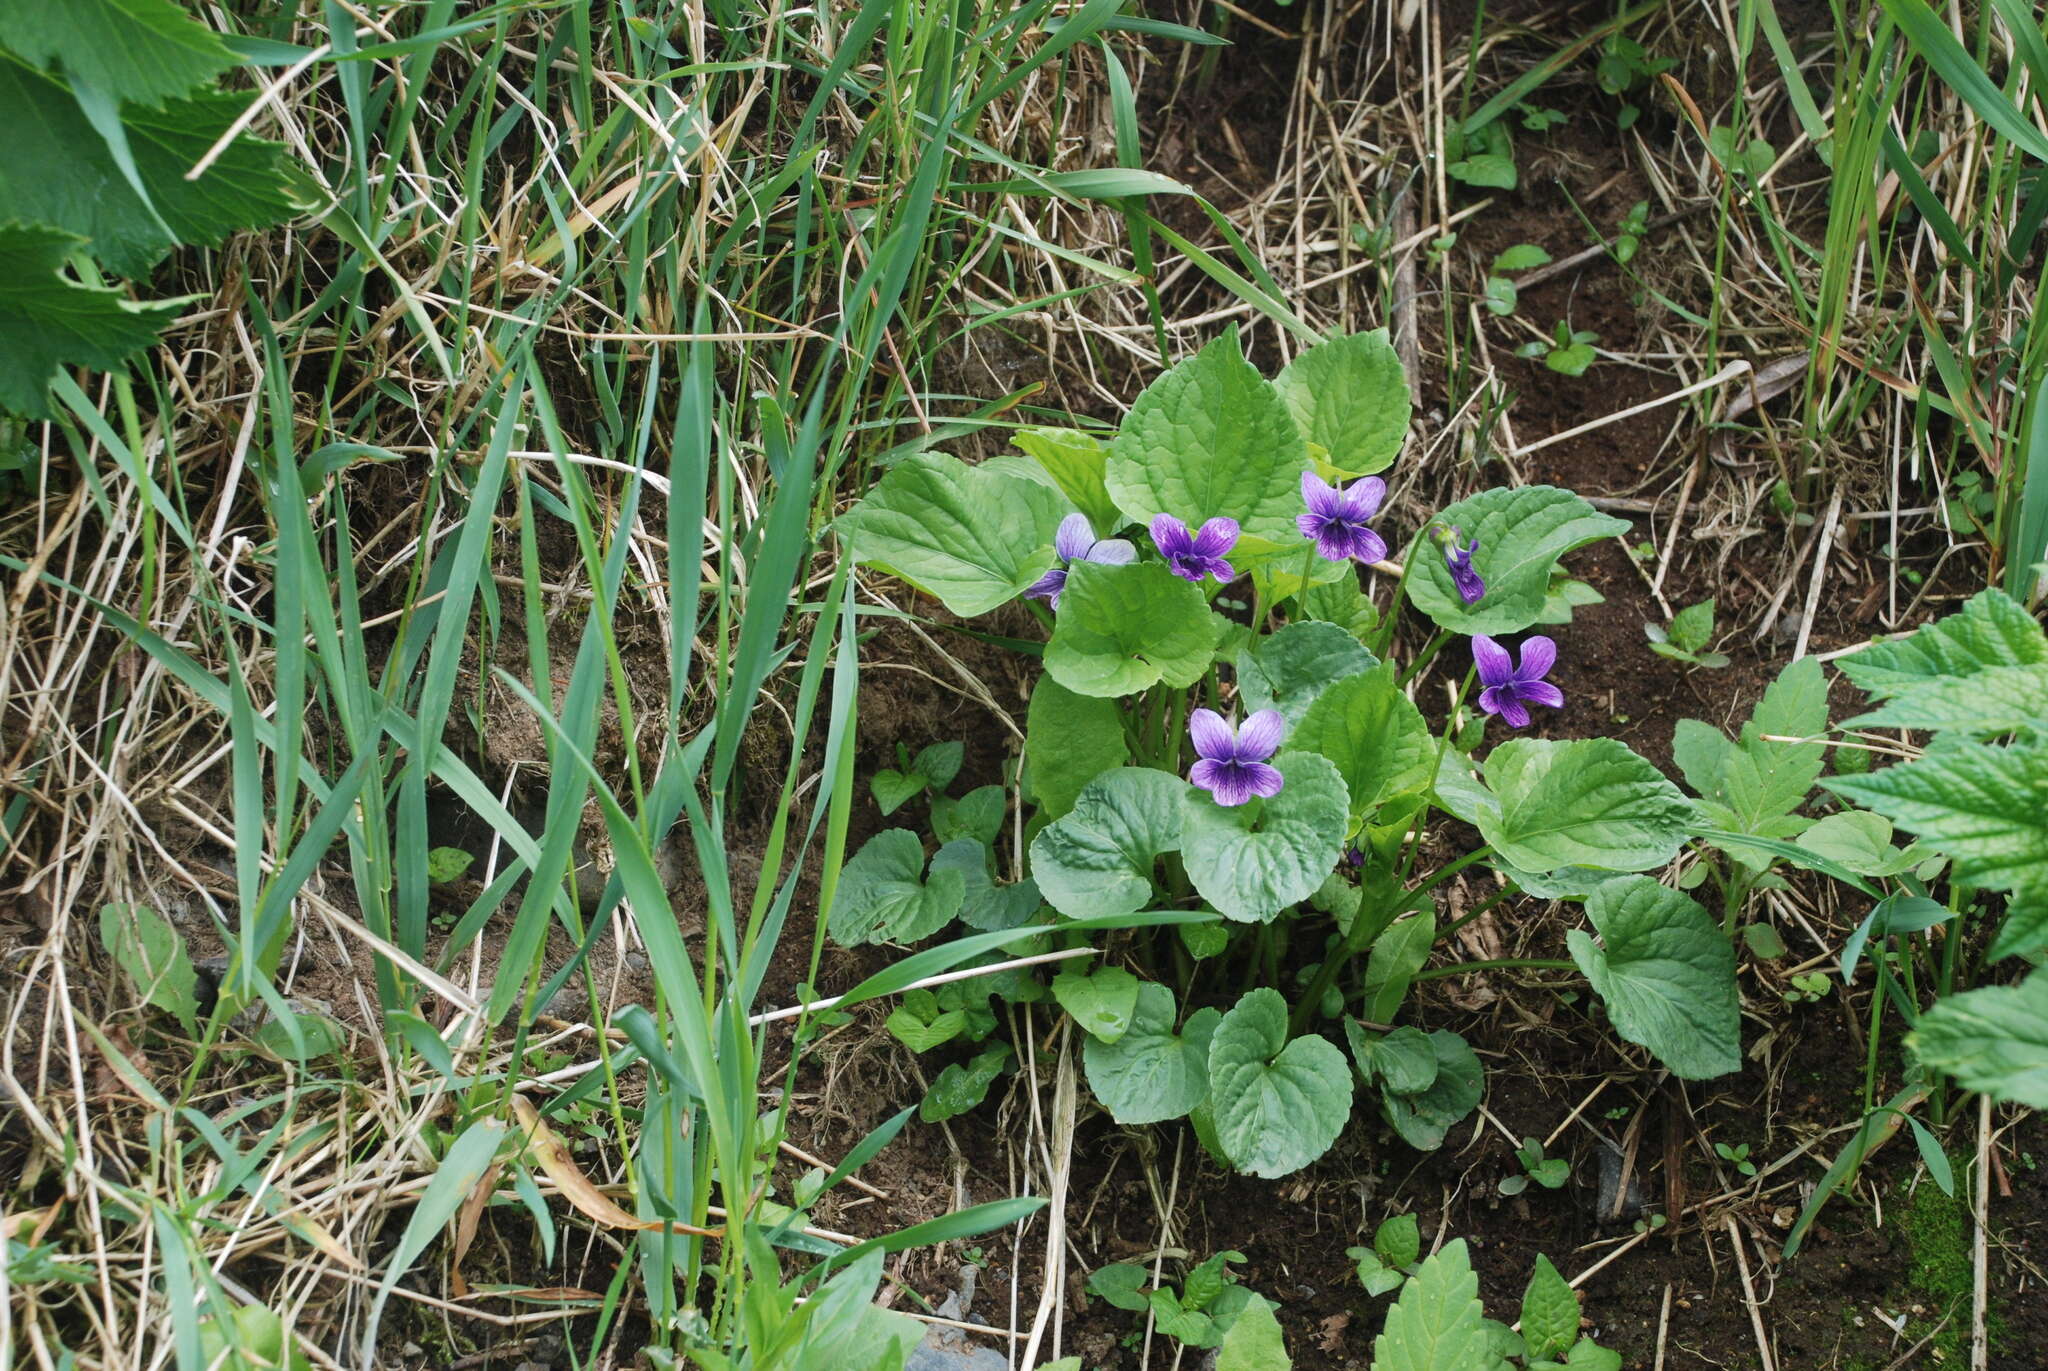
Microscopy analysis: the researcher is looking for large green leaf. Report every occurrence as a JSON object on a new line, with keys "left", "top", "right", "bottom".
{"left": 835, "top": 453, "right": 1065, "bottom": 616}
{"left": 1793, "top": 812, "right": 1921, "bottom": 878}
{"left": 1910, "top": 970, "right": 2048, "bottom": 1107}
{"left": 826, "top": 830, "right": 965, "bottom": 946}
{"left": 98, "top": 902, "right": 198, "bottom": 1035}
{"left": 1567, "top": 876, "right": 1740, "bottom": 1079}
{"left": 1051, "top": 964, "right": 1141, "bottom": 1042}
{"left": 1235, "top": 621, "right": 1376, "bottom": 728}
{"left": 1838, "top": 587, "right": 2048, "bottom": 699}
{"left": 1379, "top": 1030, "right": 1482, "bottom": 1151}
{"left": 1012, "top": 426, "right": 1122, "bottom": 533}
{"left": 1105, "top": 327, "right": 1309, "bottom": 543}
{"left": 928, "top": 840, "right": 1041, "bottom": 931}
{"left": 1292, "top": 665, "right": 1434, "bottom": 821}
{"left": 1519, "top": 1255, "right": 1579, "bottom": 1364}
{"left": 1363, "top": 909, "right": 1436, "bottom": 1024}
{"left": 1081, "top": 982, "right": 1221, "bottom": 1124}
{"left": 1404, "top": 486, "right": 1629, "bottom": 635}
{"left": 0, "top": 0, "right": 235, "bottom": 107}
{"left": 0, "top": 60, "right": 295, "bottom": 278}
{"left": 1476, "top": 738, "right": 1696, "bottom": 873}
{"left": 1823, "top": 740, "right": 2048, "bottom": 891}
{"left": 1685, "top": 657, "right": 1829, "bottom": 861}
{"left": 1025, "top": 677, "right": 1127, "bottom": 819}
{"left": 1370, "top": 1239, "right": 1488, "bottom": 1371}
{"left": 1029, "top": 766, "right": 1187, "bottom": 918}
{"left": 0, "top": 224, "right": 181, "bottom": 417}
{"left": 1848, "top": 663, "right": 2048, "bottom": 736}
{"left": 1044, "top": 560, "right": 1221, "bottom": 698}
{"left": 1183, "top": 752, "right": 1350, "bottom": 922}
{"left": 1273, "top": 328, "right": 1411, "bottom": 477}
{"left": 1207, "top": 988, "right": 1353, "bottom": 1177}
{"left": 1215, "top": 1295, "right": 1292, "bottom": 1371}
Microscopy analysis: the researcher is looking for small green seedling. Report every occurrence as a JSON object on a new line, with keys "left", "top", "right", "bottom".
{"left": 1447, "top": 119, "right": 1518, "bottom": 190}
{"left": 1537, "top": 573, "right": 1605, "bottom": 625}
{"left": 1085, "top": 1250, "right": 1257, "bottom": 1350}
{"left": 1596, "top": 35, "right": 1674, "bottom": 129}
{"left": 869, "top": 739, "right": 963, "bottom": 814}
{"left": 1501, "top": 1136, "right": 1571, "bottom": 1194}
{"left": 1484, "top": 243, "right": 1553, "bottom": 317}
{"left": 1715, "top": 1141, "right": 1757, "bottom": 1177}
{"left": 1783, "top": 970, "right": 1832, "bottom": 1004}
{"left": 1611, "top": 200, "right": 1650, "bottom": 264}
{"left": 1517, "top": 320, "right": 1600, "bottom": 375}
{"left": 1347, "top": 1212, "right": 1421, "bottom": 1296}
{"left": 1645, "top": 598, "right": 1730, "bottom": 668}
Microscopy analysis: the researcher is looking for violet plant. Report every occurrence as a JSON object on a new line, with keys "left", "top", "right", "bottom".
{"left": 832, "top": 326, "right": 1742, "bottom": 1178}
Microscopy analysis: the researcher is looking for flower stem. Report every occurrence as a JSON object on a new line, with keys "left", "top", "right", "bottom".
{"left": 1397, "top": 629, "right": 1450, "bottom": 688}
{"left": 1411, "top": 957, "right": 1573, "bottom": 982}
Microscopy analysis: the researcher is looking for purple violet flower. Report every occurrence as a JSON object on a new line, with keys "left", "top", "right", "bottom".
{"left": 1297, "top": 471, "right": 1389, "bottom": 563}
{"left": 1472, "top": 634, "right": 1564, "bottom": 729}
{"left": 1441, "top": 526, "right": 1485, "bottom": 605}
{"left": 1188, "top": 707, "right": 1286, "bottom": 806}
{"left": 1024, "top": 513, "right": 1137, "bottom": 608}
{"left": 1151, "top": 514, "right": 1239, "bottom": 585}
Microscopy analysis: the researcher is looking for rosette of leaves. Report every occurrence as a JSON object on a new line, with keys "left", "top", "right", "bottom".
{"left": 0, "top": 2, "right": 299, "bottom": 414}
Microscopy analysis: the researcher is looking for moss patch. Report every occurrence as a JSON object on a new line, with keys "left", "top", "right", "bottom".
{"left": 1894, "top": 1163, "right": 2002, "bottom": 1362}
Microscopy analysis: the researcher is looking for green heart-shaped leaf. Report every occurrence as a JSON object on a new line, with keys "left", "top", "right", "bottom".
{"left": 1404, "top": 485, "right": 1629, "bottom": 635}
{"left": 1012, "top": 426, "right": 1123, "bottom": 534}
{"left": 1273, "top": 328, "right": 1411, "bottom": 477}
{"left": 1567, "top": 875, "right": 1740, "bottom": 1079}
{"left": 827, "top": 829, "right": 965, "bottom": 946}
{"left": 1081, "top": 982, "right": 1221, "bottom": 1124}
{"left": 1235, "top": 621, "right": 1377, "bottom": 728}
{"left": 1105, "top": 326, "right": 1309, "bottom": 543}
{"left": 1030, "top": 767, "right": 1188, "bottom": 919}
{"left": 1184, "top": 752, "right": 1350, "bottom": 922}
{"left": 1025, "top": 678, "right": 1128, "bottom": 820}
{"left": 1052, "top": 964, "right": 1142, "bottom": 1042}
{"left": 929, "top": 839, "right": 1042, "bottom": 931}
{"left": 836, "top": 452, "right": 1066, "bottom": 615}
{"left": 1293, "top": 665, "right": 1433, "bottom": 822}
{"left": 1380, "top": 1030, "right": 1482, "bottom": 1151}
{"left": 1208, "top": 987, "right": 1353, "bottom": 1178}
{"left": 1045, "top": 560, "right": 1221, "bottom": 699}
{"left": 1477, "top": 738, "right": 1696, "bottom": 873}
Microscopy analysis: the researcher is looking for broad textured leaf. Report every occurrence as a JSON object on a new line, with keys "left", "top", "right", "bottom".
{"left": 0, "top": 224, "right": 181, "bottom": 417}
{"left": 1363, "top": 911, "right": 1435, "bottom": 1024}
{"left": 1376, "top": 1213, "right": 1422, "bottom": 1269}
{"left": 1293, "top": 665, "right": 1434, "bottom": 821}
{"left": 1670, "top": 719, "right": 1735, "bottom": 797}
{"left": 1012, "top": 426, "right": 1122, "bottom": 533}
{"left": 1081, "top": 982, "right": 1220, "bottom": 1124}
{"left": 1567, "top": 877, "right": 1740, "bottom": 1079}
{"left": 1848, "top": 663, "right": 2048, "bottom": 735}
{"left": 1477, "top": 739, "right": 1696, "bottom": 873}
{"left": 1794, "top": 812, "right": 1919, "bottom": 877}
{"left": 1106, "top": 327, "right": 1309, "bottom": 543}
{"left": 920, "top": 1043, "right": 1011, "bottom": 1121}
{"left": 1044, "top": 560, "right": 1220, "bottom": 698}
{"left": 1236, "top": 621, "right": 1376, "bottom": 727}
{"left": 1370, "top": 1239, "right": 1488, "bottom": 1371}
{"left": 1301, "top": 575, "right": 1380, "bottom": 639}
{"left": 1519, "top": 1255, "right": 1578, "bottom": 1363}
{"left": 1347, "top": 1022, "right": 1438, "bottom": 1095}
{"left": 1989, "top": 886, "right": 2048, "bottom": 963}
{"left": 932, "top": 785, "right": 1005, "bottom": 846}
{"left": 1379, "top": 1031, "right": 1482, "bottom": 1151}
{"left": 929, "top": 840, "right": 1041, "bottom": 931}
{"left": 1208, "top": 988, "right": 1352, "bottom": 1177}
{"left": 0, "top": 64, "right": 295, "bottom": 277}
{"left": 1030, "top": 767, "right": 1186, "bottom": 918}
{"left": 1823, "top": 741, "right": 2048, "bottom": 891}
{"left": 1086, "top": 1264, "right": 1151, "bottom": 1312}
{"left": 1052, "top": 964, "right": 1141, "bottom": 1042}
{"left": 869, "top": 769, "right": 926, "bottom": 814}
{"left": 98, "top": 903, "right": 198, "bottom": 1034}
{"left": 1215, "top": 1296, "right": 1292, "bottom": 1371}
{"left": 0, "top": 0, "right": 236, "bottom": 107}
{"left": 1404, "top": 486, "right": 1629, "bottom": 635}
{"left": 835, "top": 453, "right": 1065, "bottom": 615}
{"left": 1724, "top": 655, "right": 1829, "bottom": 823}
{"left": 911, "top": 740, "right": 963, "bottom": 790}
{"left": 1838, "top": 588, "right": 2048, "bottom": 699}
{"left": 1026, "top": 677, "right": 1128, "bottom": 819}
{"left": 1183, "top": 752, "right": 1350, "bottom": 922}
{"left": 827, "top": 830, "right": 964, "bottom": 946}
{"left": 1273, "top": 328, "right": 1411, "bottom": 477}
{"left": 1909, "top": 970, "right": 2048, "bottom": 1107}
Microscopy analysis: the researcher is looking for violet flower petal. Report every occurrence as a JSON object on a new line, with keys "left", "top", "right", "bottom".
{"left": 1518, "top": 679, "right": 1565, "bottom": 710}
{"left": 1471, "top": 634, "right": 1514, "bottom": 688}
{"left": 1188, "top": 707, "right": 1234, "bottom": 761}
{"left": 1517, "top": 634, "right": 1558, "bottom": 682}
{"left": 1053, "top": 512, "right": 1094, "bottom": 562}
{"left": 1085, "top": 538, "right": 1137, "bottom": 566}
{"left": 1191, "top": 517, "right": 1240, "bottom": 559}
{"left": 1235, "top": 709, "right": 1286, "bottom": 762}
